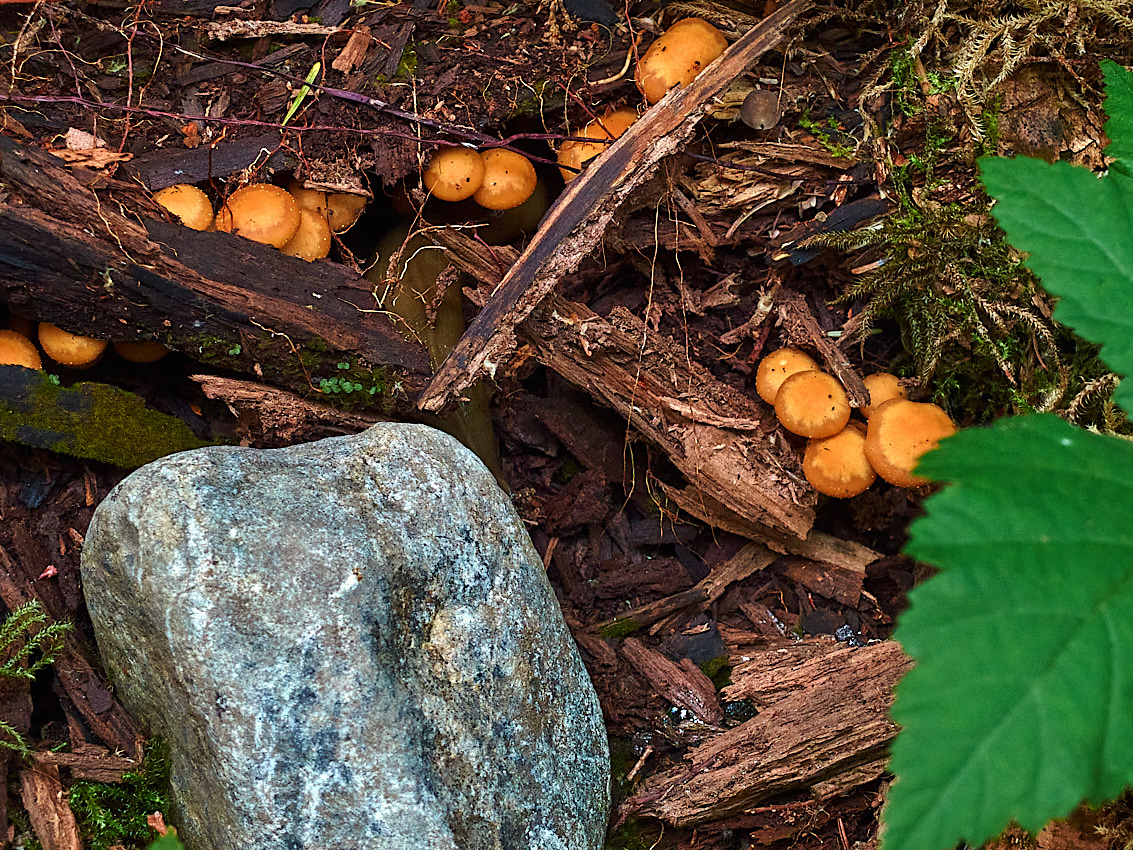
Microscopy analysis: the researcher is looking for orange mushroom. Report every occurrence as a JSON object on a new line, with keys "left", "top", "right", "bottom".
{"left": 635, "top": 18, "right": 728, "bottom": 104}
{"left": 281, "top": 208, "right": 333, "bottom": 261}
{"left": 0, "top": 330, "right": 42, "bottom": 370}
{"left": 558, "top": 109, "right": 638, "bottom": 182}
{"left": 473, "top": 149, "right": 537, "bottom": 211}
{"left": 756, "top": 347, "right": 820, "bottom": 404}
{"left": 38, "top": 322, "right": 108, "bottom": 369}
{"left": 774, "top": 370, "right": 851, "bottom": 439}
{"left": 326, "top": 193, "right": 368, "bottom": 233}
{"left": 114, "top": 340, "right": 170, "bottom": 363}
{"left": 864, "top": 398, "right": 956, "bottom": 487}
{"left": 803, "top": 424, "right": 876, "bottom": 498}
{"left": 861, "top": 373, "right": 908, "bottom": 418}
{"left": 215, "top": 183, "right": 302, "bottom": 248}
{"left": 153, "top": 184, "right": 214, "bottom": 231}
{"left": 424, "top": 147, "right": 487, "bottom": 202}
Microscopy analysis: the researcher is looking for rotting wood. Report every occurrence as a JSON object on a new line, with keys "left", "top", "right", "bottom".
{"left": 34, "top": 743, "right": 138, "bottom": 784}
{"left": 596, "top": 542, "right": 778, "bottom": 634}
{"left": 523, "top": 292, "right": 815, "bottom": 539}
{"left": 418, "top": 0, "right": 816, "bottom": 414}
{"left": 191, "top": 374, "right": 384, "bottom": 446}
{"left": 437, "top": 229, "right": 822, "bottom": 540}
{"left": 19, "top": 760, "right": 82, "bottom": 850}
{"left": 0, "top": 135, "right": 430, "bottom": 406}
{"left": 620, "top": 639, "right": 911, "bottom": 827}
{"left": 620, "top": 637, "right": 724, "bottom": 727}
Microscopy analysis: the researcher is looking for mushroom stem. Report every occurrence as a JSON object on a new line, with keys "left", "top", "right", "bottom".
{"left": 368, "top": 225, "right": 504, "bottom": 486}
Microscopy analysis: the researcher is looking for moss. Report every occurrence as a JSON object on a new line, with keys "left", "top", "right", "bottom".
{"left": 0, "top": 367, "right": 213, "bottom": 468}
{"left": 698, "top": 654, "right": 731, "bottom": 688}
{"left": 598, "top": 618, "right": 642, "bottom": 640}
{"left": 69, "top": 739, "right": 174, "bottom": 850}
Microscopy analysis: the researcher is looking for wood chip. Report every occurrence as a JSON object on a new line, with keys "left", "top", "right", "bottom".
{"left": 20, "top": 761, "right": 81, "bottom": 850}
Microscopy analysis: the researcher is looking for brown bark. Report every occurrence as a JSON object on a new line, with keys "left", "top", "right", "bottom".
{"left": 19, "top": 760, "right": 82, "bottom": 850}
{"left": 0, "top": 135, "right": 429, "bottom": 406}
{"left": 620, "top": 639, "right": 911, "bottom": 827}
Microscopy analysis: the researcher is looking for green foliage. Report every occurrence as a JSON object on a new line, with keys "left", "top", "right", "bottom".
{"left": 883, "top": 59, "right": 1133, "bottom": 850}
{"left": 145, "top": 829, "right": 184, "bottom": 850}
{"left": 0, "top": 601, "right": 70, "bottom": 755}
{"left": 69, "top": 739, "right": 174, "bottom": 850}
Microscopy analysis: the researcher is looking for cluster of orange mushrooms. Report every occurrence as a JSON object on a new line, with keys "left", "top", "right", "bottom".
{"left": 0, "top": 318, "right": 167, "bottom": 371}
{"left": 153, "top": 179, "right": 366, "bottom": 261}
{"left": 423, "top": 15, "right": 730, "bottom": 199}
{"left": 756, "top": 348, "right": 957, "bottom": 498}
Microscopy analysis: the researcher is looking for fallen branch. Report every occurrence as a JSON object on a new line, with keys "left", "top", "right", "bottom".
{"left": 418, "top": 0, "right": 816, "bottom": 413}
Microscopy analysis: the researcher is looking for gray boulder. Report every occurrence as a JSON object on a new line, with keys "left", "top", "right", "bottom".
{"left": 81, "top": 423, "right": 609, "bottom": 850}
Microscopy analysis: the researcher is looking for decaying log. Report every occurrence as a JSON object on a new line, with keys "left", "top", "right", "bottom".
{"left": 418, "top": 0, "right": 816, "bottom": 413}
{"left": 777, "top": 288, "right": 868, "bottom": 407}
{"left": 523, "top": 292, "right": 815, "bottom": 539}
{"left": 596, "top": 543, "right": 778, "bottom": 635}
{"left": 191, "top": 374, "right": 384, "bottom": 447}
{"left": 620, "top": 639, "right": 911, "bottom": 826}
{"left": 620, "top": 638, "right": 724, "bottom": 727}
{"left": 0, "top": 135, "right": 429, "bottom": 407}
{"left": 34, "top": 743, "right": 138, "bottom": 784}
{"left": 20, "top": 760, "right": 82, "bottom": 850}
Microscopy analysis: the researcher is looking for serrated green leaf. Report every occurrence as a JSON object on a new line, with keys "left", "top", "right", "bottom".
{"left": 1102, "top": 60, "right": 1133, "bottom": 170}
{"left": 979, "top": 155, "right": 1133, "bottom": 412}
{"left": 884, "top": 414, "right": 1133, "bottom": 850}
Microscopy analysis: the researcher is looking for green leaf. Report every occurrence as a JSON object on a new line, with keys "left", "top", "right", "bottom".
{"left": 884, "top": 414, "right": 1133, "bottom": 850}
{"left": 979, "top": 155, "right": 1133, "bottom": 412}
{"left": 1102, "top": 60, "right": 1133, "bottom": 170}
{"left": 145, "top": 829, "right": 184, "bottom": 850}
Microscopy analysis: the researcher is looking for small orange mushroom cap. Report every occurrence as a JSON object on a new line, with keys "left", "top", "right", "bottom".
{"left": 114, "top": 340, "right": 169, "bottom": 363}
{"left": 474, "top": 149, "right": 537, "bottom": 211}
{"left": 215, "top": 183, "right": 302, "bottom": 248}
{"left": 0, "top": 330, "right": 42, "bottom": 370}
{"left": 558, "top": 109, "right": 638, "bottom": 182}
{"left": 804, "top": 425, "right": 876, "bottom": 498}
{"left": 635, "top": 18, "right": 728, "bottom": 104}
{"left": 756, "top": 347, "right": 820, "bottom": 404}
{"left": 38, "top": 322, "right": 108, "bottom": 369}
{"left": 862, "top": 372, "right": 909, "bottom": 418}
{"left": 424, "top": 147, "right": 486, "bottom": 202}
{"left": 864, "top": 398, "right": 956, "bottom": 487}
{"left": 282, "top": 208, "right": 333, "bottom": 261}
{"left": 326, "top": 193, "right": 368, "bottom": 232}
{"left": 153, "top": 184, "right": 214, "bottom": 231}
{"left": 774, "top": 370, "right": 851, "bottom": 438}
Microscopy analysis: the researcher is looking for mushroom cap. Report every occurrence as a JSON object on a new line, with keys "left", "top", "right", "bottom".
{"left": 424, "top": 147, "right": 487, "bottom": 202}
{"left": 153, "top": 184, "right": 214, "bottom": 231}
{"left": 113, "top": 340, "right": 170, "bottom": 363}
{"left": 473, "top": 149, "right": 538, "bottom": 211}
{"left": 804, "top": 425, "right": 876, "bottom": 498}
{"left": 756, "top": 347, "right": 820, "bottom": 403}
{"left": 38, "top": 322, "right": 108, "bottom": 369}
{"left": 281, "top": 207, "right": 333, "bottom": 261}
{"left": 286, "top": 180, "right": 329, "bottom": 216}
{"left": 635, "top": 18, "right": 728, "bottom": 104}
{"left": 558, "top": 108, "right": 638, "bottom": 182}
{"left": 740, "top": 89, "right": 781, "bottom": 131}
{"left": 861, "top": 372, "right": 908, "bottom": 418}
{"left": 215, "top": 183, "right": 303, "bottom": 248}
{"left": 0, "top": 329, "right": 42, "bottom": 370}
{"left": 774, "top": 370, "right": 852, "bottom": 438}
{"left": 326, "top": 193, "right": 368, "bottom": 232}
{"left": 864, "top": 398, "right": 956, "bottom": 487}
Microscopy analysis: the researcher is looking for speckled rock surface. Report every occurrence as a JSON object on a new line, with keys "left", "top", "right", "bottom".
{"left": 81, "top": 423, "right": 609, "bottom": 850}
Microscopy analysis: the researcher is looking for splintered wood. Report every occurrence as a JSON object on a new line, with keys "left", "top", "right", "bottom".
{"left": 620, "top": 639, "right": 912, "bottom": 827}
{"left": 524, "top": 293, "right": 815, "bottom": 539}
